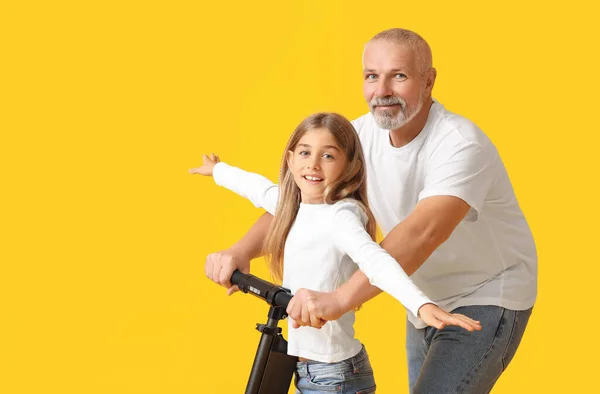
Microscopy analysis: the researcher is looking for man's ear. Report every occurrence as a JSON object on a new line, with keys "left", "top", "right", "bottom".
{"left": 425, "top": 67, "right": 437, "bottom": 95}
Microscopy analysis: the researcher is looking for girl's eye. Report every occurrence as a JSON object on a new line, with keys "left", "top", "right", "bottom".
{"left": 323, "top": 153, "right": 334, "bottom": 160}
{"left": 299, "top": 150, "right": 310, "bottom": 156}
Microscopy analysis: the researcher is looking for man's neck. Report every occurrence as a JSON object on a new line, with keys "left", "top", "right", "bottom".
{"left": 388, "top": 98, "right": 434, "bottom": 148}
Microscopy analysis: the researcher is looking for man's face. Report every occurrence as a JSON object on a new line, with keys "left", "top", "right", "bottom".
{"left": 363, "top": 40, "right": 426, "bottom": 130}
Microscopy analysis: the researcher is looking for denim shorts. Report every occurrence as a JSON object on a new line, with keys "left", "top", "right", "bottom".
{"left": 294, "top": 345, "right": 376, "bottom": 394}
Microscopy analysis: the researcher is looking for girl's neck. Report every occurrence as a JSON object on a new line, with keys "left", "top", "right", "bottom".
{"left": 301, "top": 199, "right": 325, "bottom": 205}
{"left": 300, "top": 193, "right": 325, "bottom": 204}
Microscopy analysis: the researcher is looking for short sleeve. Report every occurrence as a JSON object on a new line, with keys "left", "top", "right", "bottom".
{"left": 419, "top": 136, "right": 498, "bottom": 221}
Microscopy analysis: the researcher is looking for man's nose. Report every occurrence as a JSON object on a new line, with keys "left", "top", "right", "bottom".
{"left": 374, "top": 79, "right": 393, "bottom": 98}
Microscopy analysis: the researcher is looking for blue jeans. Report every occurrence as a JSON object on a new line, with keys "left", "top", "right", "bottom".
{"left": 406, "top": 305, "right": 533, "bottom": 394}
{"left": 295, "top": 345, "right": 376, "bottom": 393}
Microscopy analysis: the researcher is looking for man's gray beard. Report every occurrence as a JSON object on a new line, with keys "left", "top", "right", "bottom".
{"left": 371, "top": 97, "right": 424, "bottom": 130}
{"left": 373, "top": 98, "right": 423, "bottom": 130}
{"left": 374, "top": 109, "right": 407, "bottom": 130}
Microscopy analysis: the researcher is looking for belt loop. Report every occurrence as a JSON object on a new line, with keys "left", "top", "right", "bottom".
{"left": 351, "top": 349, "right": 359, "bottom": 373}
{"left": 352, "top": 344, "right": 366, "bottom": 373}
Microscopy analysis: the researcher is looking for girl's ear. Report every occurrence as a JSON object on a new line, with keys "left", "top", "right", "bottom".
{"left": 286, "top": 150, "right": 294, "bottom": 168}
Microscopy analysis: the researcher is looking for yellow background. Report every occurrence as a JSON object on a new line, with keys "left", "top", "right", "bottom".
{"left": 1, "top": 1, "right": 597, "bottom": 393}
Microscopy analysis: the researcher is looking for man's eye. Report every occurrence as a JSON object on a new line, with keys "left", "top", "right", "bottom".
{"left": 365, "top": 74, "right": 376, "bottom": 80}
{"left": 395, "top": 73, "right": 407, "bottom": 79}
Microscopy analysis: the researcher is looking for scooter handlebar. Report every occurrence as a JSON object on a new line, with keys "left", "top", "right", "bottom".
{"left": 230, "top": 270, "right": 293, "bottom": 309}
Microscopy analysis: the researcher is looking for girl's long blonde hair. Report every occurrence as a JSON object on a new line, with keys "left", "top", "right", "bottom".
{"left": 263, "top": 112, "right": 377, "bottom": 282}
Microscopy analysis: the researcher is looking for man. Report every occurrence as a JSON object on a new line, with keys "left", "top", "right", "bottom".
{"left": 204, "top": 28, "right": 537, "bottom": 393}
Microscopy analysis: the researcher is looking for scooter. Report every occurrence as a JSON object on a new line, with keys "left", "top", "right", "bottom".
{"left": 230, "top": 270, "right": 298, "bottom": 394}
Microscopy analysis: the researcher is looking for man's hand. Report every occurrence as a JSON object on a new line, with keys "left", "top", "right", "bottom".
{"left": 189, "top": 153, "right": 220, "bottom": 176}
{"left": 286, "top": 289, "right": 347, "bottom": 329}
{"left": 205, "top": 249, "right": 250, "bottom": 295}
{"left": 418, "top": 303, "right": 482, "bottom": 331}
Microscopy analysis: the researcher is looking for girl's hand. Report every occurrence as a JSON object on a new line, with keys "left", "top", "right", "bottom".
{"left": 189, "top": 153, "right": 220, "bottom": 176}
{"left": 286, "top": 288, "right": 346, "bottom": 329}
{"left": 418, "top": 303, "right": 482, "bottom": 332}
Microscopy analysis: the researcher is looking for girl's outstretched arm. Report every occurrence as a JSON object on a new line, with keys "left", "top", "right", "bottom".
{"left": 287, "top": 200, "right": 481, "bottom": 332}
{"left": 191, "top": 155, "right": 279, "bottom": 215}
{"left": 189, "top": 153, "right": 220, "bottom": 176}
{"left": 190, "top": 153, "right": 275, "bottom": 293}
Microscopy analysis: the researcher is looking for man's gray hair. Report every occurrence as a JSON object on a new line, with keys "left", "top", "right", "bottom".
{"left": 369, "top": 28, "right": 433, "bottom": 75}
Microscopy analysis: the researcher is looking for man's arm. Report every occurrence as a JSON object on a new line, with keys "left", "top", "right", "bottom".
{"left": 191, "top": 154, "right": 277, "bottom": 292}
{"left": 228, "top": 211, "right": 273, "bottom": 262}
{"left": 335, "top": 195, "right": 470, "bottom": 311}
{"left": 205, "top": 212, "right": 273, "bottom": 294}
{"left": 287, "top": 195, "right": 470, "bottom": 323}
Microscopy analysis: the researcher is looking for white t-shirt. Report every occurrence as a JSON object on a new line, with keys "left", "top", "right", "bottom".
{"left": 352, "top": 100, "right": 537, "bottom": 329}
{"left": 213, "top": 162, "right": 432, "bottom": 362}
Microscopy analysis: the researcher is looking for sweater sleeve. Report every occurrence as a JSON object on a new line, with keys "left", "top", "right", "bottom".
{"left": 331, "top": 201, "right": 433, "bottom": 317}
{"left": 212, "top": 162, "right": 279, "bottom": 215}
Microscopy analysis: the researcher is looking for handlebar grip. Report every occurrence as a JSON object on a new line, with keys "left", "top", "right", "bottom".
{"left": 230, "top": 269, "right": 245, "bottom": 287}
{"left": 229, "top": 269, "right": 293, "bottom": 309}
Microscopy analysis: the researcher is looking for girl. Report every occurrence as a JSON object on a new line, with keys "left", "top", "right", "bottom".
{"left": 191, "top": 113, "right": 481, "bottom": 393}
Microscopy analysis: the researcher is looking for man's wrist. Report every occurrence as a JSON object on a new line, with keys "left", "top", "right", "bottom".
{"left": 333, "top": 272, "right": 381, "bottom": 313}
{"left": 332, "top": 287, "right": 353, "bottom": 314}
{"left": 227, "top": 244, "right": 252, "bottom": 263}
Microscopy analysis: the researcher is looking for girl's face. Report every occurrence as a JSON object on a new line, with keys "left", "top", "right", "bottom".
{"left": 286, "top": 128, "right": 348, "bottom": 204}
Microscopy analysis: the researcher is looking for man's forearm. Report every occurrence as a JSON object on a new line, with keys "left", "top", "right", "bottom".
{"left": 335, "top": 270, "right": 383, "bottom": 312}
{"left": 379, "top": 218, "right": 440, "bottom": 276}
{"left": 334, "top": 197, "right": 469, "bottom": 313}
{"left": 333, "top": 230, "right": 433, "bottom": 312}
{"left": 381, "top": 196, "right": 469, "bottom": 276}
{"left": 228, "top": 212, "right": 273, "bottom": 260}
{"left": 335, "top": 218, "right": 446, "bottom": 312}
